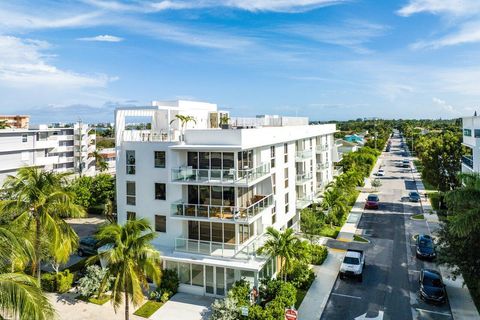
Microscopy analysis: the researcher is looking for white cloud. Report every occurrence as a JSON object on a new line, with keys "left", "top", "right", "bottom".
{"left": 432, "top": 97, "right": 461, "bottom": 115}
{"left": 0, "top": 36, "right": 114, "bottom": 88}
{"left": 397, "top": 0, "right": 480, "bottom": 17}
{"left": 411, "top": 20, "right": 480, "bottom": 49}
{"left": 84, "top": 0, "right": 347, "bottom": 13}
{"left": 77, "top": 34, "right": 124, "bottom": 42}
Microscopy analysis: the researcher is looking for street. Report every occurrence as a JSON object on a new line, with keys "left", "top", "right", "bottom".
{"left": 321, "top": 135, "right": 453, "bottom": 320}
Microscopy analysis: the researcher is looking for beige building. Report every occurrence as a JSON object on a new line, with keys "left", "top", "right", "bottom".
{"left": 0, "top": 115, "right": 30, "bottom": 129}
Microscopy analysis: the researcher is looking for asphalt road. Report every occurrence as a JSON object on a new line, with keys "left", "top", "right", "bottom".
{"left": 321, "top": 135, "right": 453, "bottom": 320}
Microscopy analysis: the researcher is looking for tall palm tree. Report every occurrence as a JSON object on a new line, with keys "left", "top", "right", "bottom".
{"left": 170, "top": 114, "right": 196, "bottom": 141}
{"left": 0, "top": 167, "right": 86, "bottom": 281}
{"left": 321, "top": 187, "right": 348, "bottom": 226}
{"left": 94, "top": 219, "right": 162, "bottom": 320}
{"left": 257, "top": 227, "right": 308, "bottom": 281}
{"left": 90, "top": 150, "right": 109, "bottom": 172}
{"left": 445, "top": 172, "right": 480, "bottom": 237}
{"left": 0, "top": 226, "right": 56, "bottom": 320}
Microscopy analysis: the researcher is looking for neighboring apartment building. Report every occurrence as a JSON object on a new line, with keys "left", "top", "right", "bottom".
{"left": 0, "top": 115, "right": 30, "bottom": 129}
{"left": 461, "top": 116, "right": 480, "bottom": 173}
{"left": 98, "top": 147, "right": 116, "bottom": 175}
{"left": 115, "top": 100, "right": 336, "bottom": 297}
{"left": 0, "top": 122, "right": 96, "bottom": 184}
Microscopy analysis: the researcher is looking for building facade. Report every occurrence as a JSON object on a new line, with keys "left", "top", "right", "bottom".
{"left": 0, "top": 122, "right": 96, "bottom": 184}
{"left": 115, "top": 100, "right": 337, "bottom": 297}
{"left": 98, "top": 147, "right": 116, "bottom": 175}
{"left": 461, "top": 116, "right": 480, "bottom": 173}
{"left": 0, "top": 115, "right": 30, "bottom": 129}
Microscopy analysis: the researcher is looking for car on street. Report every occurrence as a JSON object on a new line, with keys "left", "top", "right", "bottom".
{"left": 365, "top": 194, "right": 379, "bottom": 209}
{"left": 409, "top": 191, "right": 421, "bottom": 202}
{"left": 402, "top": 159, "right": 410, "bottom": 168}
{"left": 419, "top": 269, "right": 447, "bottom": 304}
{"left": 377, "top": 169, "right": 385, "bottom": 176}
{"left": 339, "top": 249, "right": 365, "bottom": 282}
{"left": 416, "top": 234, "right": 436, "bottom": 260}
{"left": 77, "top": 236, "right": 99, "bottom": 257}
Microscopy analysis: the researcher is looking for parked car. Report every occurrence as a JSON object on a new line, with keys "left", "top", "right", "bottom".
{"left": 402, "top": 160, "right": 410, "bottom": 168}
{"left": 377, "top": 169, "right": 385, "bottom": 176}
{"left": 365, "top": 194, "right": 379, "bottom": 209}
{"left": 409, "top": 191, "right": 421, "bottom": 202}
{"left": 77, "top": 236, "right": 99, "bottom": 257}
{"left": 419, "top": 269, "right": 447, "bottom": 304}
{"left": 339, "top": 249, "right": 365, "bottom": 282}
{"left": 416, "top": 234, "right": 436, "bottom": 260}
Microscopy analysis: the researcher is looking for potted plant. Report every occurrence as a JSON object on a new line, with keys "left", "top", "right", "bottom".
{"left": 219, "top": 114, "right": 231, "bottom": 129}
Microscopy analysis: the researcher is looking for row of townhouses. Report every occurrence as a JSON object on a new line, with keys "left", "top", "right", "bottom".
{"left": 115, "top": 100, "right": 341, "bottom": 297}
{"left": 0, "top": 120, "right": 97, "bottom": 185}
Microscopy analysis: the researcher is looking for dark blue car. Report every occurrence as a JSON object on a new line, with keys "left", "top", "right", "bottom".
{"left": 416, "top": 234, "right": 436, "bottom": 260}
{"left": 419, "top": 269, "right": 447, "bottom": 304}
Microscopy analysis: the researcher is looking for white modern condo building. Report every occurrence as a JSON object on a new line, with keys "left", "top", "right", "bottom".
{"left": 0, "top": 122, "right": 96, "bottom": 185}
{"left": 461, "top": 115, "right": 480, "bottom": 173}
{"left": 115, "top": 100, "right": 337, "bottom": 297}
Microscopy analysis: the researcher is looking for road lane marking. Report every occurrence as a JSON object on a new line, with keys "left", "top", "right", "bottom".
{"left": 331, "top": 293, "right": 362, "bottom": 300}
{"left": 415, "top": 308, "right": 451, "bottom": 317}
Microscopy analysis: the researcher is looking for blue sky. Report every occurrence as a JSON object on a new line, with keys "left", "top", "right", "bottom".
{"left": 1, "top": 0, "right": 480, "bottom": 123}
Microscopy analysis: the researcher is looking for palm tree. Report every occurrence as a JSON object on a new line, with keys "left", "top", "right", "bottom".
{"left": 445, "top": 173, "right": 480, "bottom": 237}
{"left": 0, "top": 226, "right": 56, "bottom": 320}
{"left": 90, "top": 150, "right": 109, "bottom": 172}
{"left": 321, "top": 187, "right": 348, "bottom": 227}
{"left": 170, "top": 114, "right": 196, "bottom": 141}
{"left": 94, "top": 219, "right": 162, "bottom": 320}
{"left": 0, "top": 167, "right": 86, "bottom": 281}
{"left": 257, "top": 227, "right": 308, "bottom": 281}
{"left": 0, "top": 120, "right": 10, "bottom": 129}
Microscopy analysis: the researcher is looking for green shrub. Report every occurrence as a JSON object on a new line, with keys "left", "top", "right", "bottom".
{"left": 77, "top": 265, "right": 114, "bottom": 298}
{"left": 286, "top": 262, "right": 315, "bottom": 290}
{"left": 159, "top": 269, "right": 179, "bottom": 294}
{"left": 309, "top": 244, "right": 328, "bottom": 265}
{"left": 229, "top": 280, "right": 250, "bottom": 306}
{"left": 41, "top": 270, "right": 74, "bottom": 293}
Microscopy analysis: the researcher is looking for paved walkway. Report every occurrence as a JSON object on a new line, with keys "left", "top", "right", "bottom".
{"left": 411, "top": 160, "right": 480, "bottom": 320}
{"left": 297, "top": 251, "right": 344, "bottom": 320}
{"left": 150, "top": 293, "right": 213, "bottom": 320}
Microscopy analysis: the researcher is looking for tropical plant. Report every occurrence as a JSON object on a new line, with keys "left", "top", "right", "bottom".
{"left": 300, "top": 208, "right": 325, "bottom": 243}
{"left": 0, "top": 120, "right": 10, "bottom": 129}
{"left": 77, "top": 265, "right": 115, "bottom": 298}
{"left": 371, "top": 179, "right": 382, "bottom": 190}
{"left": 170, "top": 114, "right": 196, "bottom": 131}
{"left": 93, "top": 219, "right": 162, "bottom": 320}
{"left": 257, "top": 227, "right": 308, "bottom": 281}
{"left": 0, "top": 226, "right": 56, "bottom": 320}
{"left": 321, "top": 187, "right": 348, "bottom": 226}
{"left": 90, "top": 150, "right": 109, "bottom": 172}
{"left": 0, "top": 167, "right": 86, "bottom": 281}
{"left": 219, "top": 114, "right": 230, "bottom": 125}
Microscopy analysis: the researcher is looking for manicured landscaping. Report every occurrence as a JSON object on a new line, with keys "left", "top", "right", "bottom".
{"left": 77, "top": 294, "right": 111, "bottom": 305}
{"left": 411, "top": 214, "right": 424, "bottom": 220}
{"left": 295, "top": 289, "right": 308, "bottom": 309}
{"left": 353, "top": 235, "right": 369, "bottom": 243}
{"left": 134, "top": 300, "right": 164, "bottom": 318}
{"left": 319, "top": 225, "right": 341, "bottom": 238}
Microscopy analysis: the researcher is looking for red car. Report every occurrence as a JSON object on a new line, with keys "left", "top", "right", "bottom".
{"left": 365, "top": 194, "right": 379, "bottom": 209}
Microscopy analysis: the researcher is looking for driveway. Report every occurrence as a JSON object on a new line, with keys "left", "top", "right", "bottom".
{"left": 150, "top": 293, "right": 214, "bottom": 320}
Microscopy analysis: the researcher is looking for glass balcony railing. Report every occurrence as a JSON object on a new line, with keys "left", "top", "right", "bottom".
{"left": 334, "top": 166, "right": 343, "bottom": 176}
{"left": 462, "top": 155, "right": 474, "bottom": 169}
{"left": 295, "top": 149, "right": 313, "bottom": 161}
{"left": 295, "top": 173, "right": 313, "bottom": 184}
{"left": 171, "top": 162, "right": 271, "bottom": 185}
{"left": 316, "top": 162, "right": 330, "bottom": 171}
{"left": 171, "top": 194, "right": 273, "bottom": 222}
{"left": 315, "top": 144, "right": 329, "bottom": 153}
{"left": 296, "top": 193, "right": 315, "bottom": 209}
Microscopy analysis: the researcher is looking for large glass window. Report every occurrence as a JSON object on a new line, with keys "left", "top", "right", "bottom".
{"left": 155, "top": 215, "right": 166, "bottom": 232}
{"left": 464, "top": 129, "right": 472, "bottom": 137}
{"left": 126, "top": 150, "right": 135, "bottom": 174}
{"left": 178, "top": 263, "right": 191, "bottom": 285}
{"left": 475, "top": 129, "right": 480, "bottom": 138}
{"left": 126, "top": 181, "right": 136, "bottom": 205}
{"left": 188, "top": 221, "right": 199, "bottom": 240}
{"left": 223, "top": 153, "right": 234, "bottom": 169}
{"left": 200, "top": 222, "right": 211, "bottom": 241}
{"left": 226, "top": 268, "right": 235, "bottom": 291}
{"left": 199, "top": 152, "right": 210, "bottom": 169}
{"left": 22, "top": 134, "right": 27, "bottom": 143}
{"left": 187, "top": 152, "right": 198, "bottom": 168}
{"left": 165, "top": 261, "right": 177, "bottom": 271}
{"left": 154, "top": 151, "right": 166, "bottom": 168}
{"left": 223, "top": 223, "right": 235, "bottom": 244}
{"left": 127, "top": 211, "right": 136, "bottom": 220}
{"left": 155, "top": 183, "right": 166, "bottom": 200}
{"left": 216, "top": 267, "right": 225, "bottom": 296}
{"left": 191, "top": 264, "right": 204, "bottom": 287}
{"left": 211, "top": 222, "right": 223, "bottom": 243}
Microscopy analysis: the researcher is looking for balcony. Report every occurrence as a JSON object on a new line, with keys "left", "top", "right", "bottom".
{"left": 35, "top": 137, "right": 58, "bottom": 149}
{"left": 171, "top": 194, "right": 273, "bottom": 223}
{"left": 58, "top": 156, "right": 74, "bottom": 163}
{"left": 295, "top": 173, "right": 313, "bottom": 185}
{"left": 35, "top": 156, "right": 59, "bottom": 166}
{"left": 296, "top": 193, "right": 315, "bottom": 210}
{"left": 122, "top": 130, "right": 176, "bottom": 142}
{"left": 462, "top": 155, "right": 474, "bottom": 169}
{"left": 295, "top": 149, "right": 313, "bottom": 162}
{"left": 171, "top": 162, "right": 271, "bottom": 186}
{"left": 54, "top": 145, "right": 74, "bottom": 153}
{"left": 333, "top": 166, "right": 343, "bottom": 177}
{"left": 175, "top": 233, "right": 268, "bottom": 260}
{"left": 316, "top": 162, "right": 330, "bottom": 171}
{"left": 315, "top": 144, "right": 329, "bottom": 153}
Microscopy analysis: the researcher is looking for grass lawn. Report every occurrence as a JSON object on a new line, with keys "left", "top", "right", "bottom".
{"left": 295, "top": 289, "right": 308, "bottom": 309}
{"left": 353, "top": 235, "right": 369, "bottom": 243}
{"left": 411, "top": 214, "right": 425, "bottom": 220}
{"left": 319, "top": 225, "right": 341, "bottom": 238}
{"left": 134, "top": 300, "right": 164, "bottom": 318}
{"left": 77, "top": 295, "right": 111, "bottom": 305}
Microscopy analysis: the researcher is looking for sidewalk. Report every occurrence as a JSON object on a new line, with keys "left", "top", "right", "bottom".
{"left": 297, "top": 251, "right": 344, "bottom": 320}
{"left": 411, "top": 161, "right": 480, "bottom": 320}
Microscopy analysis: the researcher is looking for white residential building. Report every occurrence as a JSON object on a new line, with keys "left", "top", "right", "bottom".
{"left": 0, "top": 122, "right": 96, "bottom": 184}
{"left": 115, "top": 100, "right": 337, "bottom": 297}
{"left": 461, "top": 116, "right": 480, "bottom": 173}
{"left": 98, "top": 147, "right": 116, "bottom": 175}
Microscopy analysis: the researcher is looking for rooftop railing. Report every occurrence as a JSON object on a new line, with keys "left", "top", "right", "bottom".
{"left": 122, "top": 130, "right": 176, "bottom": 142}
{"left": 171, "top": 162, "right": 271, "bottom": 185}
{"left": 171, "top": 194, "right": 273, "bottom": 222}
